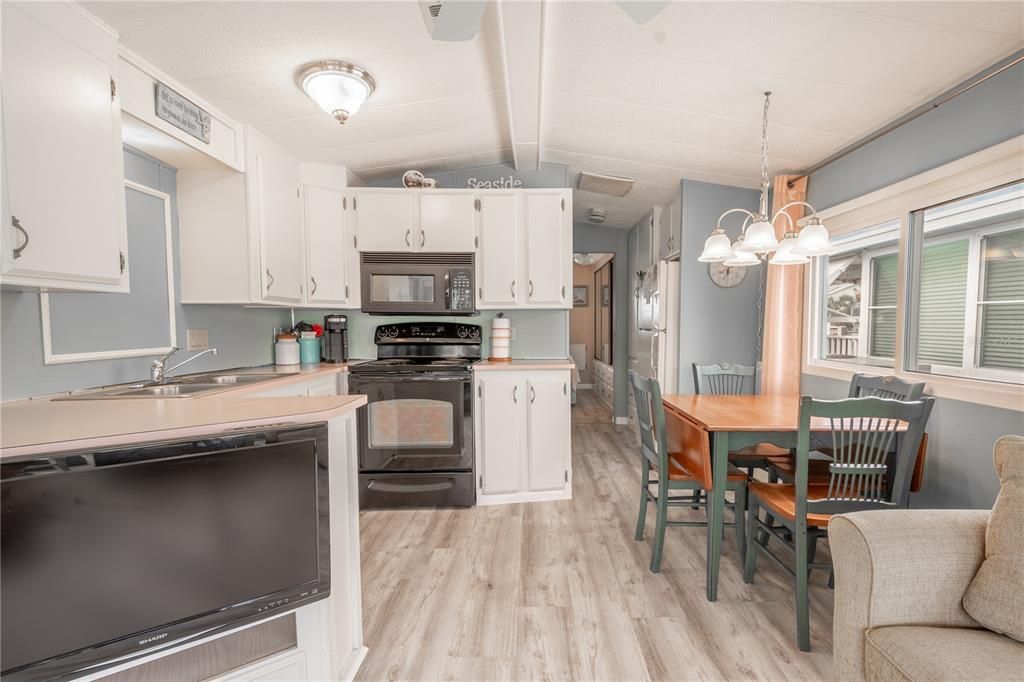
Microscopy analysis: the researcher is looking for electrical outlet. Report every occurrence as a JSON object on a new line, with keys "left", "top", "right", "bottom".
{"left": 186, "top": 329, "right": 209, "bottom": 351}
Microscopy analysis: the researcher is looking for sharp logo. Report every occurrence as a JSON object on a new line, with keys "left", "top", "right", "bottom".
{"left": 138, "top": 633, "right": 168, "bottom": 646}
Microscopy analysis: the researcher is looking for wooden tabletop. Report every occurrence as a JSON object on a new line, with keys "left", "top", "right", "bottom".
{"left": 663, "top": 393, "right": 909, "bottom": 433}
{"left": 662, "top": 394, "right": 804, "bottom": 432}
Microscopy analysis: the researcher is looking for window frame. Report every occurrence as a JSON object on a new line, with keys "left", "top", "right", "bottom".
{"left": 803, "top": 135, "right": 1024, "bottom": 410}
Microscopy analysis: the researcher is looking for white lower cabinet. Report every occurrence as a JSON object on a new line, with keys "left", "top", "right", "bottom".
{"left": 250, "top": 372, "right": 344, "bottom": 398}
{"left": 474, "top": 369, "right": 572, "bottom": 505}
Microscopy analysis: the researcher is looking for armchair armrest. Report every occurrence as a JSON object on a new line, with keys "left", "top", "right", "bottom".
{"left": 828, "top": 509, "right": 990, "bottom": 681}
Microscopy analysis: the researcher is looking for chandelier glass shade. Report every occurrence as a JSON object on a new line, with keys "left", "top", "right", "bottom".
{"left": 697, "top": 92, "right": 831, "bottom": 266}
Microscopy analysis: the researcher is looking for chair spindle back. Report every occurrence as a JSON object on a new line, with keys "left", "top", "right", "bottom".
{"left": 629, "top": 370, "right": 668, "bottom": 470}
{"left": 848, "top": 373, "right": 925, "bottom": 401}
{"left": 692, "top": 362, "right": 756, "bottom": 396}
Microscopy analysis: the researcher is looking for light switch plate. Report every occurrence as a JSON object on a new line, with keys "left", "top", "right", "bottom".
{"left": 186, "top": 329, "right": 209, "bottom": 351}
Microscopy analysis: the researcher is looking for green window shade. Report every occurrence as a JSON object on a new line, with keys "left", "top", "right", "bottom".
{"left": 980, "top": 229, "right": 1024, "bottom": 369}
{"left": 917, "top": 239, "right": 969, "bottom": 367}
{"left": 869, "top": 254, "right": 898, "bottom": 357}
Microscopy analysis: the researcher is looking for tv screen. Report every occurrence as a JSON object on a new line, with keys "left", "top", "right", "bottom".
{"left": 1, "top": 424, "right": 330, "bottom": 680}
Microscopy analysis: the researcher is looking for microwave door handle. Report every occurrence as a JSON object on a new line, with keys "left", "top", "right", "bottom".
{"left": 444, "top": 270, "right": 451, "bottom": 310}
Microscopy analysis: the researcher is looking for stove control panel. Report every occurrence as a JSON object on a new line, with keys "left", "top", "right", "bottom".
{"left": 374, "top": 322, "right": 482, "bottom": 344}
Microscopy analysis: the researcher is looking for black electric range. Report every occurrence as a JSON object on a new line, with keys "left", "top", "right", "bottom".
{"left": 349, "top": 322, "right": 481, "bottom": 508}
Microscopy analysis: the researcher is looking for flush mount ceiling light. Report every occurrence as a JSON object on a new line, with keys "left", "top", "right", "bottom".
{"left": 697, "top": 92, "right": 831, "bottom": 267}
{"left": 297, "top": 60, "right": 375, "bottom": 125}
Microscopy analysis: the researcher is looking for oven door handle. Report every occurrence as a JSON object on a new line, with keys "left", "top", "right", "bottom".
{"left": 366, "top": 478, "right": 456, "bottom": 493}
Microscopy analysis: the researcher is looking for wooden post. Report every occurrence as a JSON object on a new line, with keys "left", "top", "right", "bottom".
{"left": 761, "top": 175, "right": 808, "bottom": 395}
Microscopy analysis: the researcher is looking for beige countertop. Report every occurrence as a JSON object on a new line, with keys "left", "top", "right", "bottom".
{"left": 473, "top": 358, "right": 576, "bottom": 370}
{"left": 1, "top": 363, "right": 369, "bottom": 459}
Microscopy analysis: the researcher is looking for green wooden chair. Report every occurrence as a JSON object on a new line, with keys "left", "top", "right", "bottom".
{"left": 770, "top": 373, "right": 927, "bottom": 485}
{"left": 629, "top": 370, "right": 749, "bottom": 573}
{"left": 743, "top": 394, "right": 934, "bottom": 651}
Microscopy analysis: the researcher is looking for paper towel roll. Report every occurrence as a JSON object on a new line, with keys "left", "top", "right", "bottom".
{"left": 491, "top": 316, "right": 511, "bottom": 360}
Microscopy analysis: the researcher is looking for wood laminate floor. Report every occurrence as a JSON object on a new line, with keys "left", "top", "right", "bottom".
{"left": 357, "top": 389, "right": 834, "bottom": 681}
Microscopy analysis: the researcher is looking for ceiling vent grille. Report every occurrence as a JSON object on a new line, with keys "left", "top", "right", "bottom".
{"left": 588, "top": 208, "right": 607, "bottom": 224}
{"left": 577, "top": 171, "right": 634, "bottom": 197}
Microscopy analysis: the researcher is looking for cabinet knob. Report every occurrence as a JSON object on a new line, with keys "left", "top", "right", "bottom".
{"left": 419, "top": 231, "right": 425, "bottom": 248}
{"left": 513, "top": 385, "right": 518, "bottom": 404}
{"left": 11, "top": 216, "right": 29, "bottom": 260}
{"left": 310, "top": 276, "right": 318, "bottom": 296}
{"left": 530, "top": 385, "right": 536, "bottom": 404}
{"left": 405, "top": 230, "right": 411, "bottom": 247}
{"left": 266, "top": 269, "right": 274, "bottom": 291}
{"left": 528, "top": 280, "right": 534, "bottom": 297}
{"left": 561, "top": 285, "right": 566, "bottom": 299}
{"left": 510, "top": 280, "right": 516, "bottom": 298}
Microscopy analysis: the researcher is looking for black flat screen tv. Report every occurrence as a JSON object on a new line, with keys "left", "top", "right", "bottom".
{"left": 1, "top": 423, "right": 330, "bottom": 681}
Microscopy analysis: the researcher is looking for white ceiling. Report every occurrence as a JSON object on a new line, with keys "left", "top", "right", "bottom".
{"left": 85, "top": 1, "right": 1023, "bottom": 228}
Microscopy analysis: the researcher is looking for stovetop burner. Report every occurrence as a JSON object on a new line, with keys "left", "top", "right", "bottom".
{"left": 355, "top": 322, "right": 482, "bottom": 372}
{"left": 353, "top": 358, "right": 475, "bottom": 371}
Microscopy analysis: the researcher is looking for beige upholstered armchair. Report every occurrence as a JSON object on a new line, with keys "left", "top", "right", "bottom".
{"left": 829, "top": 435, "right": 1024, "bottom": 681}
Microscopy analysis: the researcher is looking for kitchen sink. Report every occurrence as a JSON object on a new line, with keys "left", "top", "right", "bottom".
{"left": 187, "top": 374, "right": 280, "bottom": 385}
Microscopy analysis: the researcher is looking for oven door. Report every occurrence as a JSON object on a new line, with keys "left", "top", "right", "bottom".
{"left": 360, "top": 264, "right": 448, "bottom": 315}
{"left": 350, "top": 372, "right": 472, "bottom": 472}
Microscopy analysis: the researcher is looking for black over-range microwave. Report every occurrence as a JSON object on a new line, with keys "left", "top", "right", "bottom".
{"left": 0, "top": 424, "right": 330, "bottom": 681}
{"left": 360, "top": 252, "right": 476, "bottom": 315}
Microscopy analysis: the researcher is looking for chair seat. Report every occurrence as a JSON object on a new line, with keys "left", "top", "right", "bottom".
{"left": 748, "top": 482, "right": 834, "bottom": 527}
{"left": 668, "top": 453, "right": 747, "bottom": 482}
{"left": 770, "top": 457, "right": 832, "bottom": 484}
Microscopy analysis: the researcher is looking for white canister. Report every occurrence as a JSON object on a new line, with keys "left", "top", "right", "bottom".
{"left": 490, "top": 316, "right": 511, "bottom": 361}
{"left": 275, "top": 334, "right": 301, "bottom": 366}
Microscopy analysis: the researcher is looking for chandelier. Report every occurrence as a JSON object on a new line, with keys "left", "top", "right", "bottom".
{"left": 698, "top": 92, "right": 831, "bottom": 266}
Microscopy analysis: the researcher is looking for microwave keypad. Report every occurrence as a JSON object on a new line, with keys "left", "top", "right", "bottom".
{"left": 451, "top": 270, "right": 473, "bottom": 310}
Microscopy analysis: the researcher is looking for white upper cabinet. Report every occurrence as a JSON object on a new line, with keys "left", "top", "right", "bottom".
{"left": 417, "top": 191, "right": 476, "bottom": 252}
{"left": 657, "top": 194, "right": 680, "bottom": 261}
{"left": 524, "top": 190, "right": 571, "bottom": 307}
{"left": 1, "top": 2, "right": 127, "bottom": 291}
{"left": 635, "top": 208, "right": 656, "bottom": 270}
{"left": 476, "top": 192, "right": 520, "bottom": 307}
{"left": 352, "top": 189, "right": 415, "bottom": 252}
{"left": 248, "top": 131, "right": 303, "bottom": 304}
{"left": 304, "top": 185, "right": 350, "bottom": 307}
{"left": 526, "top": 374, "right": 571, "bottom": 492}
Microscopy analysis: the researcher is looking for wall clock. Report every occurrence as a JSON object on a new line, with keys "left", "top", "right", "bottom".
{"left": 708, "top": 262, "right": 747, "bottom": 288}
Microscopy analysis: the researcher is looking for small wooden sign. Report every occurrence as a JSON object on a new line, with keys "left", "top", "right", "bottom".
{"left": 155, "top": 82, "right": 211, "bottom": 144}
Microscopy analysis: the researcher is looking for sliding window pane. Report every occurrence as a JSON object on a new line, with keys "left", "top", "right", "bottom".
{"left": 979, "top": 229, "right": 1024, "bottom": 370}
{"left": 906, "top": 180, "right": 1023, "bottom": 381}
{"left": 818, "top": 219, "right": 899, "bottom": 366}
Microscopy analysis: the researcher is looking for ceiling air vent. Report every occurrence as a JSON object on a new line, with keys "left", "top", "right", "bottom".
{"left": 588, "top": 208, "right": 607, "bottom": 224}
{"left": 577, "top": 171, "right": 634, "bottom": 197}
{"left": 419, "top": 1, "right": 487, "bottom": 41}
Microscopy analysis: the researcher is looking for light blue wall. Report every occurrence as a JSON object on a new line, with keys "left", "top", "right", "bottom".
{"left": 803, "top": 57, "right": 1024, "bottom": 510}
{"left": 677, "top": 180, "right": 762, "bottom": 393}
{"left": 808, "top": 59, "right": 1024, "bottom": 210}
{"left": 574, "top": 223, "right": 630, "bottom": 419}
{"left": 0, "top": 148, "right": 291, "bottom": 401}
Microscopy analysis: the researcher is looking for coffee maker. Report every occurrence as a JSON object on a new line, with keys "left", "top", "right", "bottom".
{"left": 321, "top": 314, "right": 349, "bottom": 363}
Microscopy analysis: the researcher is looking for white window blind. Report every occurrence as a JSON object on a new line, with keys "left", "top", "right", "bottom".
{"left": 869, "top": 254, "right": 898, "bottom": 358}
{"left": 979, "top": 228, "right": 1024, "bottom": 370}
{"left": 918, "top": 239, "right": 969, "bottom": 367}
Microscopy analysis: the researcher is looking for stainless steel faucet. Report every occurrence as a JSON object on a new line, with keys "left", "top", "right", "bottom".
{"left": 150, "top": 347, "right": 218, "bottom": 383}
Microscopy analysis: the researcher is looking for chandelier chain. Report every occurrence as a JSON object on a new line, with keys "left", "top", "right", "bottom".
{"left": 759, "top": 91, "right": 771, "bottom": 216}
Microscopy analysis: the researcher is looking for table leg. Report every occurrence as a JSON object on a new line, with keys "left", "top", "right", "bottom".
{"left": 706, "top": 431, "right": 729, "bottom": 602}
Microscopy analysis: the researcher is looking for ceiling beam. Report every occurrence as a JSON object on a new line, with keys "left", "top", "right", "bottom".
{"left": 495, "top": 0, "right": 545, "bottom": 170}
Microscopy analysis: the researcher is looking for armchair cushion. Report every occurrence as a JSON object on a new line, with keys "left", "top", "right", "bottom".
{"left": 963, "top": 435, "right": 1024, "bottom": 642}
{"left": 864, "top": 626, "right": 1024, "bottom": 682}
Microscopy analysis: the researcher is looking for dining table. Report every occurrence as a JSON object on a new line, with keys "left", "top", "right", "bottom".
{"left": 660, "top": 392, "right": 910, "bottom": 603}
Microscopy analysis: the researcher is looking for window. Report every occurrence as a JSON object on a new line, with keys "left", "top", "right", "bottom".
{"left": 818, "top": 219, "right": 900, "bottom": 367}
{"left": 906, "top": 181, "right": 1023, "bottom": 383}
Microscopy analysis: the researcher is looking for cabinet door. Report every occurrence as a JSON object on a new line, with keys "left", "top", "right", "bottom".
{"left": 344, "top": 195, "right": 361, "bottom": 307}
{"left": 252, "top": 140, "right": 303, "bottom": 304}
{"left": 305, "top": 375, "right": 340, "bottom": 396}
{"left": 477, "top": 376, "right": 524, "bottom": 495}
{"left": 658, "top": 196, "right": 680, "bottom": 260}
{"left": 527, "top": 374, "right": 571, "bottom": 492}
{"left": 524, "top": 191, "right": 569, "bottom": 306}
{"left": 304, "top": 185, "right": 349, "bottom": 306}
{"left": 636, "top": 210, "right": 654, "bottom": 269}
{"left": 418, "top": 191, "right": 475, "bottom": 252}
{"left": 2, "top": 3, "right": 126, "bottom": 289}
{"left": 352, "top": 190, "right": 414, "bottom": 252}
{"left": 477, "top": 192, "right": 520, "bottom": 307}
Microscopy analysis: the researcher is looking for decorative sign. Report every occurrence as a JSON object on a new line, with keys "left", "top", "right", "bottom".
{"left": 467, "top": 174, "right": 523, "bottom": 189}
{"left": 155, "top": 82, "right": 211, "bottom": 144}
